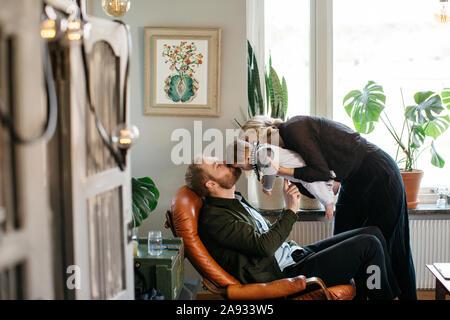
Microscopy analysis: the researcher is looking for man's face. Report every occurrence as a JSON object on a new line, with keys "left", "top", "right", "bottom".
{"left": 201, "top": 156, "right": 242, "bottom": 190}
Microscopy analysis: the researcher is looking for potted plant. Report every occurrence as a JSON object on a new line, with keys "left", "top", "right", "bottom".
{"left": 343, "top": 81, "right": 450, "bottom": 208}
{"left": 131, "top": 176, "right": 160, "bottom": 255}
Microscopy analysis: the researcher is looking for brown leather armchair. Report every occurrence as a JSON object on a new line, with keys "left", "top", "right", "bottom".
{"left": 164, "top": 186, "right": 355, "bottom": 300}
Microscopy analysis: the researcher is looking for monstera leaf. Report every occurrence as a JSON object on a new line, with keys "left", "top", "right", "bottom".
{"left": 132, "top": 177, "right": 159, "bottom": 228}
{"left": 405, "top": 91, "right": 444, "bottom": 124}
{"left": 343, "top": 81, "right": 386, "bottom": 134}
{"left": 431, "top": 141, "right": 445, "bottom": 168}
{"left": 442, "top": 88, "right": 450, "bottom": 110}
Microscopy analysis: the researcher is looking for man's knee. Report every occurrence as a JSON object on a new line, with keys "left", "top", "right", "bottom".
{"left": 362, "top": 226, "right": 386, "bottom": 245}
{"left": 356, "top": 234, "right": 384, "bottom": 257}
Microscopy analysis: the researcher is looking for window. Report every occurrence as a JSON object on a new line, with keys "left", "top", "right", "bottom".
{"left": 264, "top": 0, "right": 450, "bottom": 188}
{"left": 333, "top": 0, "right": 450, "bottom": 188}
{"left": 264, "top": 0, "right": 310, "bottom": 118}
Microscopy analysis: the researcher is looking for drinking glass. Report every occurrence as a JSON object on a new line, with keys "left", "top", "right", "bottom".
{"left": 148, "top": 231, "right": 162, "bottom": 256}
{"left": 436, "top": 187, "right": 448, "bottom": 209}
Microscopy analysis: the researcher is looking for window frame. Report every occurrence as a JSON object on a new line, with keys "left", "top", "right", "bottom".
{"left": 262, "top": 0, "right": 448, "bottom": 201}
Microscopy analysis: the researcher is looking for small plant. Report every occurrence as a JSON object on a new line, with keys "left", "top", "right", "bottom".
{"left": 131, "top": 177, "right": 159, "bottom": 228}
{"left": 343, "top": 81, "right": 450, "bottom": 171}
{"left": 247, "top": 40, "right": 265, "bottom": 117}
{"left": 265, "top": 54, "right": 288, "bottom": 120}
{"left": 247, "top": 41, "right": 288, "bottom": 120}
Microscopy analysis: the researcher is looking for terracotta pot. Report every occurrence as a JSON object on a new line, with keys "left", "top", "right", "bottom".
{"left": 401, "top": 170, "right": 424, "bottom": 209}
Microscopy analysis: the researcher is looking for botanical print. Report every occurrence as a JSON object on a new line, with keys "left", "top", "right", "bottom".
{"left": 146, "top": 27, "right": 220, "bottom": 116}
{"left": 157, "top": 40, "right": 207, "bottom": 104}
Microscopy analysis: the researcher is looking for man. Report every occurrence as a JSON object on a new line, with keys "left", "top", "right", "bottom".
{"left": 185, "top": 156, "right": 401, "bottom": 300}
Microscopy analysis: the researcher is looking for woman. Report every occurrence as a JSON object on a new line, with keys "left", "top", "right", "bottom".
{"left": 241, "top": 115, "right": 417, "bottom": 300}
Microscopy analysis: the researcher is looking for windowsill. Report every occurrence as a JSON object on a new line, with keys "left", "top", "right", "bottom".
{"left": 261, "top": 203, "right": 450, "bottom": 222}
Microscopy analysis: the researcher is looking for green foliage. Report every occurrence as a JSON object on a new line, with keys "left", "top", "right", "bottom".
{"left": 247, "top": 41, "right": 288, "bottom": 120}
{"left": 343, "top": 81, "right": 450, "bottom": 171}
{"left": 343, "top": 81, "right": 385, "bottom": 134}
{"left": 266, "top": 54, "right": 288, "bottom": 120}
{"left": 132, "top": 177, "right": 159, "bottom": 228}
{"left": 247, "top": 40, "right": 264, "bottom": 117}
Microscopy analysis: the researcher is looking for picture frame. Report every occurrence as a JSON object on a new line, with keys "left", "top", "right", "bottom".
{"left": 144, "top": 27, "right": 221, "bottom": 117}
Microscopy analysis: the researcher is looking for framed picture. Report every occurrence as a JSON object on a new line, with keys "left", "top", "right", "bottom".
{"left": 144, "top": 27, "right": 221, "bottom": 117}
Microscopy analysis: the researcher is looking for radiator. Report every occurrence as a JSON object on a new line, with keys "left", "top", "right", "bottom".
{"left": 288, "top": 219, "right": 450, "bottom": 290}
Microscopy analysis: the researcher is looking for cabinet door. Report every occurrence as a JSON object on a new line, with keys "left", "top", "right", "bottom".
{"left": 48, "top": 16, "right": 134, "bottom": 299}
{"left": 0, "top": 0, "right": 54, "bottom": 299}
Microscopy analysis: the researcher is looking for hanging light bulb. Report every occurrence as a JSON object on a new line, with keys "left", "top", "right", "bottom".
{"left": 40, "top": 5, "right": 58, "bottom": 39}
{"left": 41, "top": 18, "right": 57, "bottom": 39}
{"left": 102, "top": 0, "right": 131, "bottom": 18}
{"left": 435, "top": 0, "right": 449, "bottom": 23}
{"left": 66, "top": 18, "right": 83, "bottom": 41}
{"left": 112, "top": 124, "right": 140, "bottom": 150}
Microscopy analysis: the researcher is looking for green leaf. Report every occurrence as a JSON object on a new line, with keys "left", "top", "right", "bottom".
{"left": 269, "top": 66, "right": 280, "bottom": 117}
{"left": 406, "top": 92, "right": 443, "bottom": 124}
{"left": 132, "top": 201, "right": 143, "bottom": 228}
{"left": 131, "top": 176, "right": 159, "bottom": 225}
{"left": 341, "top": 81, "right": 385, "bottom": 134}
{"left": 442, "top": 88, "right": 450, "bottom": 110}
{"left": 410, "top": 124, "right": 425, "bottom": 149}
{"left": 431, "top": 141, "right": 445, "bottom": 168}
{"left": 424, "top": 115, "right": 450, "bottom": 140}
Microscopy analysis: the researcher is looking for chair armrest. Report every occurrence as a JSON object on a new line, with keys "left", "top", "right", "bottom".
{"left": 226, "top": 275, "right": 306, "bottom": 300}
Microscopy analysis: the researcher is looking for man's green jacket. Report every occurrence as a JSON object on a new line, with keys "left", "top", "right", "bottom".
{"left": 198, "top": 193, "right": 298, "bottom": 284}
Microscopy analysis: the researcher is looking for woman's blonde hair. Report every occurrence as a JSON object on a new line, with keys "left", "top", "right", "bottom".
{"left": 241, "top": 115, "right": 283, "bottom": 132}
{"left": 240, "top": 116, "right": 283, "bottom": 145}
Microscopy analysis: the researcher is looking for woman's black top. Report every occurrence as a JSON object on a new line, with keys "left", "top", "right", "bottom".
{"left": 277, "top": 115, "right": 379, "bottom": 183}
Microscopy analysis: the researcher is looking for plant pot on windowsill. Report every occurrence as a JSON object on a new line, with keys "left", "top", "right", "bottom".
{"left": 247, "top": 171, "right": 286, "bottom": 211}
{"left": 401, "top": 169, "right": 424, "bottom": 210}
{"left": 299, "top": 193, "right": 322, "bottom": 210}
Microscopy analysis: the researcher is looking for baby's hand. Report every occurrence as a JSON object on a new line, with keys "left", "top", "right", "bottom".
{"left": 263, "top": 189, "right": 272, "bottom": 196}
{"left": 325, "top": 203, "right": 335, "bottom": 219}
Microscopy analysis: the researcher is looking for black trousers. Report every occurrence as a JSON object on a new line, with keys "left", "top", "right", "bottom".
{"left": 283, "top": 226, "right": 401, "bottom": 300}
{"left": 334, "top": 148, "right": 417, "bottom": 300}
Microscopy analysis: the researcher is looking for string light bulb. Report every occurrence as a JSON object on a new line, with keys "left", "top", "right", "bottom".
{"left": 112, "top": 124, "right": 139, "bottom": 150}
{"left": 40, "top": 5, "right": 58, "bottom": 39}
{"left": 40, "top": 18, "right": 57, "bottom": 39}
{"left": 435, "top": 0, "right": 449, "bottom": 23}
{"left": 102, "top": 0, "right": 131, "bottom": 18}
{"left": 66, "top": 19, "right": 83, "bottom": 41}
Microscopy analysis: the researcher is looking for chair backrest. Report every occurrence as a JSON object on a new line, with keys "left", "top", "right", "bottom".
{"left": 165, "top": 186, "right": 240, "bottom": 288}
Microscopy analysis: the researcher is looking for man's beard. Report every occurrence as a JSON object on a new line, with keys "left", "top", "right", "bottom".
{"left": 214, "top": 166, "right": 242, "bottom": 189}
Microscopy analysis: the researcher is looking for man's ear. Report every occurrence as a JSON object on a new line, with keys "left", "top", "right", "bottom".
{"left": 205, "top": 180, "right": 216, "bottom": 191}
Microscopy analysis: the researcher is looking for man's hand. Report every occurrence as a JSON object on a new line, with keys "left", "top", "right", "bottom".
{"left": 283, "top": 179, "right": 300, "bottom": 213}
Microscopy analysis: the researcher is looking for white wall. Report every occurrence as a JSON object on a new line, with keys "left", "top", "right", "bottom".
{"left": 87, "top": 0, "right": 248, "bottom": 281}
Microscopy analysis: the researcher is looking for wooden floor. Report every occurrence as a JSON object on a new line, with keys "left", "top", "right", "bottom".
{"left": 196, "top": 290, "right": 449, "bottom": 300}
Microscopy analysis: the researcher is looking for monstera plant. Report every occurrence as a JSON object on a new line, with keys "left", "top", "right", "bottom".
{"left": 131, "top": 177, "right": 160, "bottom": 228}
{"left": 343, "top": 81, "right": 450, "bottom": 208}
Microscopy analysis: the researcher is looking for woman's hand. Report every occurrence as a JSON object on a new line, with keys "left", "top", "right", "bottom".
{"left": 332, "top": 181, "right": 341, "bottom": 195}
{"left": 325, "top": 203, "right": 335, "bottom": 219}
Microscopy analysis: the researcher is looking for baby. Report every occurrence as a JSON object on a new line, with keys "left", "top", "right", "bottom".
{"left": 226, "top": 139, "right": 336, "bottom": 219}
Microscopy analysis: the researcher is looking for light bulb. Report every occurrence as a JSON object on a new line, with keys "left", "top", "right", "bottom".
{"left": 112, "top": 124, "right": 139, "bottom": 150}
{"left": 102, "top": 0, "right": 131, "bottom": 18}
{"left": 41, "top": 18, "right": 57, "bottom": 39}
{"left": 66, "top": 18, "right": 83, "bottom": 41}
{"left": 435, "top": 0, "right": 449, "bottom": 23}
